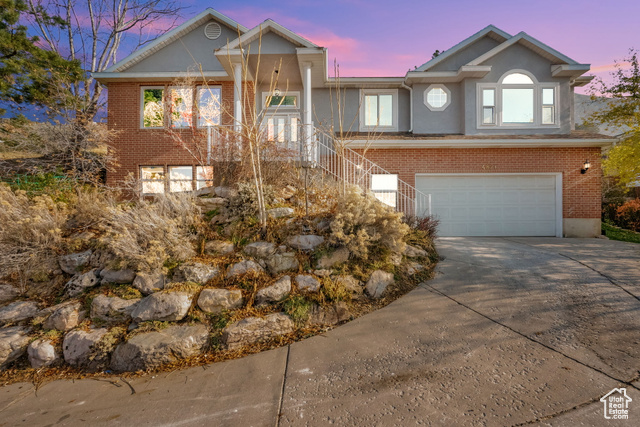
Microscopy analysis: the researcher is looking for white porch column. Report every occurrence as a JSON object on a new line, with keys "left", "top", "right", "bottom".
{"left": 302, "top": 62, "right": 314, "bottom": 162}
{"left": 233, "top": 63, "right": 243, "bottom": 133}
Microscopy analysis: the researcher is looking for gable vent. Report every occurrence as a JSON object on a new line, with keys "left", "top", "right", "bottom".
{"left": 204, "top": 22, "right": 222, "bottom": 40}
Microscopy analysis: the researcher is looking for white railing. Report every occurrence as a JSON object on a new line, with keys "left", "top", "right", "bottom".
{"left": 307, "top": 127, "right": 432, "bottom": 219}
{"left": 203, "top": 123, "right": 431, "bottom": 218}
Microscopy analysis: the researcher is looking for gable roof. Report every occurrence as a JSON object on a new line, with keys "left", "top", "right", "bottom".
{"left": 415, "top": 25, "right": 511, "bottom": 72}
{"left": 467, "top": 31, "right": 580, "bottom": 66}
{"left": 224, "top": 19, "right": 318, "bottom": 50}
{"left": 104, "top": 8, "right": 247, "bottom": 73}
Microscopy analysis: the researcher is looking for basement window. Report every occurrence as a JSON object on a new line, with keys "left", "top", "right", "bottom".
{"left": 140, "top": 166, "right": 165, "bottom": 194}
{"left": 168, "top": 166, "right": 193, "bottom": 192}
{"left": 196, "top": 166, "right": 214, "bottom": 190}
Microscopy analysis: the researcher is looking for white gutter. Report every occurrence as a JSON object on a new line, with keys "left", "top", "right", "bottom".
{"left": 400, "top": 82, "right": 413, "bottom": 133}
{"left": 346, "top": 138, "right": 614, "bottom": 149}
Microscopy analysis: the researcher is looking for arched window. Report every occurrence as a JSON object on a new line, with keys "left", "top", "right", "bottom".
{"left": 478, "top": 70, "right": 558, "bottom": 128}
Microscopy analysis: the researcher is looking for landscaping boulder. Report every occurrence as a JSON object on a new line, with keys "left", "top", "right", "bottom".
{"left": 194, "top": 186, "right": 216, "bottom": 197}
{"left": 111, "top": 325, "right": 209, "bottom": 372}
{"left": 226, "top": 260, "right": 264, "bottom": 279}
{"left": 0, "top": 326, "right": 30, "bottom": 369}
{"left": 256, "top": 276, "right": 291, "bottom": 305}
{"left": 0, "top": 284, "right": 18, "bottom": 303}
{"left": 174, "top": 262, "right": 219, "bottom": 284}
{"left": 59, "top": 250, "right": 92, "bottom": 275}
{"left": 267, "top": 207, "right": 294, "bottom": 219}
{"left": 215, "top": 186, "right": 237, "bottom": 199}
{"left": 204, "top": 240, "right": 235, "bottom": 256}
{"left": 312, "top": 269, "right": 332, "bottom": 277}
{"left": 100, "top": 268, "right": 136, "bottom": 284}
{"left": 0, "top": 301, "right": 39, "bottom": 324}
{"left": 405, "top": 245, "right": 428, "bottom": 258}
{"left": 132, "top": 272, "right": 166, "bottom": 295}
{"left": 91, "top": 295, "right": 140, "bottom": 322}
{"left": 316, "top": 247, "right": 350, "bottom": 269}
{"left": 197, "top": 289, "right": 243, "bottom": 314}
{"left": 28, "top": 339, "right": 58, "bottom": 368}
{"left": 287, "top": 235, "right": 324, "bottom": 251}
{"left": 243, "top": 241, "right": 276, "bottom": 258}
{"left": 131, "top": 292, "right": 193, "bottom": 322}
{"left": 365, "top": 270, "right": 394, "bottom": 299}
{"left": 89, "top": 250, "right": 117, "bottom": 269}
{"left": 280, "top": 185, "right": 296, "bottom": 200}
{"left": 65, "top": 269, "right": 101, "bottom": 297}
{"left": 295, "top": 275, "right": 322, "bottom": 292}
{"left": 62, "top": 328, "right": 108, "bottom": 368}
{"left": 405, "top": 261, "right": 425, "bottom": 276}
{"left": 196, "top": 197, "right": 228, "bottom": 211}
{"left": 266, "top": 253, "right": 299, "bottom": 275}
{"left": 222, "top": 313, "right": 294, "bottom": 351}
{"left": 307, "top": 302, "right": 351, "bottom": 326}
{"left": 334, "top": 275, "right": 364, "bottom": 298}
{"left": 43, "top": 302, "right": 84, "bottom": 331}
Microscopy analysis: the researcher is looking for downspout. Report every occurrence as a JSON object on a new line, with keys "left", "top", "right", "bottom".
{"left": 401, "top": 82, "right": 413, "bottom": 133}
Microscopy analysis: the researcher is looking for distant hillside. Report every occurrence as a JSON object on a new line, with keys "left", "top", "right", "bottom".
{"left": 574, "top": 93, "right": 626, "bottom": 136}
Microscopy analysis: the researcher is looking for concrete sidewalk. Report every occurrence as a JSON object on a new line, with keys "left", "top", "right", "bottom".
{"left": 1, "top": 237, "right": 639, "bottom": 426}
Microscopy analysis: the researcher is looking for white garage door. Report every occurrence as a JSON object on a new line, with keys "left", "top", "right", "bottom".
{"left": 415, "top": 174, "right": 560, "bottom": 237}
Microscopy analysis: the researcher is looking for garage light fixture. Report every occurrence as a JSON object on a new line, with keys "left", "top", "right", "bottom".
{"left": 581, "top": 159, "right": 591, "bottom": 174}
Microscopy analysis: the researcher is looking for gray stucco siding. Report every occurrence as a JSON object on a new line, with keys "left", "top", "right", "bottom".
{"left": 462, "top": 43, "right": 572, "bottom": 135}
{"left": 246, "top": 31, "right": 299, "bottom": 55}
{"left": 412, "top": 83, "right": 463, "bottom": 134}
{"left": 126, "top": 21, "right": 239, "bottom": 73}
{"left": 311, "top": 87, "right": 411, "bottom": 133}
{"left": 429, "top": 37, "right": 502, "bottom": 72}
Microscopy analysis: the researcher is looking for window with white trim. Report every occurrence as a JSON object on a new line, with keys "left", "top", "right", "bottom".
{"left": 197, "top": 86, "right": 221, "bottom": 127}
{"left": 477, "top": 70, "right": 559, "bottom": 128}
{"left": 140, "top": 166, "right": 165, "bottom": 194}
{"left": 168, "top": 166, "right": 193, "bottom": 192}
{"left": 262, "top": 91, "right": 299, "bottom": 109}
{"left": 371, "top": 174, "right": 398, "bottom": 208}
{"left": 142, "top": 87, "right": 164, "bottom": 128}
{"left": 360, "top": 89, "right": 398, "bottom": 131}
{"left": 196, "top": 166, "right": 214, "bottom": 190}
{"left": 424, "top": 84, "right": 451, "bottom": 111}
{"left": 169, "top": 87, "right": 193, "bottom": 128}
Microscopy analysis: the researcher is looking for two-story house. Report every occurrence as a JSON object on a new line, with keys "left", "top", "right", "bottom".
{"left": 94, "top": 8, "right": 614, "bottom": 238}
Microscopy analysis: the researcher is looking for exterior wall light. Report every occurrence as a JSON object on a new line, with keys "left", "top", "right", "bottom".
{"left": 581, "top": 159, "right": 591, "bottom": 174}
{"left": 274, "top": 88, "right": 281, "bottom": 96}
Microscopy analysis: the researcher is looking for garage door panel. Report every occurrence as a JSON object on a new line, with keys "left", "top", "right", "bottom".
{"left": 416, "top": 174, "right": 558, "bottom": 237}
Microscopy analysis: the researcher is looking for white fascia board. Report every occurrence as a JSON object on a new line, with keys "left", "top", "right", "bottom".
{"left": 345, "top": 138, "right": 615, "bottom": 149}
{"left": 552, "top": 64, "right": 591, "bottom": 77}
{"left": 571, "top": 75, "right": 595, "bottom": 87}
{"left": 405, "top": 66, "right": 491, "bottom": 83}
{"left": 93, "top": 71, "right": 230, "bottom": 83}
{"left": 324, "top": 77, "right": 405, "bottom": 88}
{"left": 468, "top": 32, "right": 579, "bottom": 67}
{"left": 225, "top": 19, "right": 318, "bottom": 50}
{"left": 105, "top": 9, "right": 246, "bottom": 73}
{"left": 414, "top": 25, "right": 511, "bottom": 72}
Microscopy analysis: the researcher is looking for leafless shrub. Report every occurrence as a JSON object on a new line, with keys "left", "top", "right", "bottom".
{"left": 0, "top": 184, "right": 67, "bottom": 280}
{"left": 97, "top": 192, "right": 202, "bottom": 272}
{"left": 328, "top": 185, "right": 409, "bottom": 260}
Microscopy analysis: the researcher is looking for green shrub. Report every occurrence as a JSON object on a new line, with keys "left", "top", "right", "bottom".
{"left": 283, "top": 296, "right": 312, "bottom": 325}
{"left": 328, "top": 186, "right": 409, "bottom": 260}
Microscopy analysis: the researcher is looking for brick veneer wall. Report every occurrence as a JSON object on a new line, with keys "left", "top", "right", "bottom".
{"left": 360, "top": 147, "right": 601, "bottom": 219}
{"left": 106, "top": 80, "right": 254, "bottom": 186}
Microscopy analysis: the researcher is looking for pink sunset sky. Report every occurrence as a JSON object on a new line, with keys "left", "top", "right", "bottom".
{"left": 167, "top": 0, "right": 639, "bottom": 94}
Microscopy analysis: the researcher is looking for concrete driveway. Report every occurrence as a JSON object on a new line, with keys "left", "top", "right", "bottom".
{"left": 1, "top": 237, "right": 639, "bottom": 426}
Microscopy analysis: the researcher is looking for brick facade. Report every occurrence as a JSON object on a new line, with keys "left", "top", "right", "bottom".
{"left": 106, "top": 81, "right": 253, "bottom": 187}
{"left": 361, "top": 147, "right": 601, "bottom": 219}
